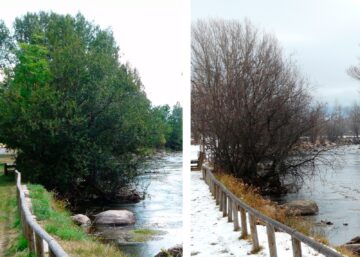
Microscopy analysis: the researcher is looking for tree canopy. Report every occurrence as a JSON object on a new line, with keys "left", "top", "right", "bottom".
{"left": 0, "top": 12, "right": 182, "bottom": 201}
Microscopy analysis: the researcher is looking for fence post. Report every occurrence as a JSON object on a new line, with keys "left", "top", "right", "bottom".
{"left": 266, "top": 223, "right": 277, "bottom": 257}
{"left": 239, "top": 207, "right": 248, "bottom": 238}
{"left": 4, "top": 163, "right": 8, "bottom": 175}
{"left": 27, "top": 223, "right": 35, "bottom": 253}
{"left": 228, "top": 197, "right": 233, "bottom": 222}
{"left": 249, "top": 214, "right": 260, "bottom": 252}
{"left": 215, "top": 185, "right": 220, "bottom": 205}
{"left": 232, "top": 203, "right": 240, "bottom": 231}
{"left": 219, "top": 189, "right": 223, "bottom": 211}
{"left": 35, "top": 232, "right": 45, "bottom": 257}
{"left": 292, "top": 237, "right": 302, "bottom": 257}
{"left": 222, "top": 193, "right": 227, "bottom": 217}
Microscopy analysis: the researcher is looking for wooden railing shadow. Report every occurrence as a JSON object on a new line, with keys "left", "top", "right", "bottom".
{"left": 201, "top": 164, "right": 345, "bottom": 257}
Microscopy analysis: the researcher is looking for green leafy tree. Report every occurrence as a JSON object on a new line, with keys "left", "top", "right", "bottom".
{"left": 0, "top": 12, "right": 158, "bottom": 201}
{"left": 166, "top": 103, "right": 182, "bottom": 150}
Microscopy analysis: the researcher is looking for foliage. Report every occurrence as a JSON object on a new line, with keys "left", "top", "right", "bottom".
{"left": 150, "top": 103, "right": 183, "bottom": 150}
{"left": 0, "top": 12, "right": 181, "bottom": 200}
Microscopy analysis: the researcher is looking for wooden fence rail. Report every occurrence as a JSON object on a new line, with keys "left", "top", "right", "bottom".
{"left": 15, "top": 170, "right": 69, "bottom": 257}
{"left": 201, "top": 164, "right": 345, "bottom": 257}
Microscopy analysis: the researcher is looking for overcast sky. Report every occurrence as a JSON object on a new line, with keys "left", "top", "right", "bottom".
{"left": 192, "top": 0, "right": 360, "bottom": 108}
{"left": 0, "top": 0, "right": 186, "bottom": 106}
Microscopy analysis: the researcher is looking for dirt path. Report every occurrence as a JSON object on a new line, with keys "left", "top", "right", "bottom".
{"left": 0, "top": 172, "right": 16, "bottom": 256}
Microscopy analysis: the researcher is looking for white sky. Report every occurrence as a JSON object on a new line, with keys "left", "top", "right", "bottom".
{"left": 0, "top": 0, "right": 187, "bottom": 106}
{"left": 192, "top": 0, "right": 360, "bottom": 108}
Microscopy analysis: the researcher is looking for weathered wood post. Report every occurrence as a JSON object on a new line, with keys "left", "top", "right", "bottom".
{"left": 222, "top": 192, "right": 227, "bottom": 217}
{"left": 239, "top": 207, "right": 248, "bottom": 238}
{"left": 266, "top": 223, "right": 277, "bottom": 257}
{"left": 292, "top": 237, "right": 302, "bottom": 257}
{"left": 228, "top": 197, "right": 233, "bottom": 222}
{"left": 232, "top": 203, "right": 240, "bottom": 231}
{"left": 215, "top": 185, "right": 220, "bottom": 205}
{"left": 249, "top": 214, "right": 260, "bottom": 252}
{"left": 27, "top": 223, "right": 35, "bottom": 253}
{"left": 219, "top": 189, "right": 223, "bottom": 211}
{"left": 35, "top": 232, "right": 45, "bottom": 257}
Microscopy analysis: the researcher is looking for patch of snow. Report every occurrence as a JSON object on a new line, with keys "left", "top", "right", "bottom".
{"left": 190, "top": 171, "right": 333, "bottom": 257}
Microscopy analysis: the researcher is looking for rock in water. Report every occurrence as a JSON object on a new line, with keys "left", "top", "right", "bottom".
{"left": 94, "top": 210, "right": 135, "bottom": 226}
{"left": 282, "top": 200, "right": 319, "bottom": 216}
{"left": 155, "top": 245, "right": 183, "bottom": 257}
{"left": 71, "top": 214, "right": 91, "bottom": 226}
{"left": 342, "top": 236, "right": 360, "bottom": 256}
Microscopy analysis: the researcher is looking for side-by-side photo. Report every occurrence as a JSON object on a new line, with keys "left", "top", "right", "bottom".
{"left": 191, "top": 1, "right": 360, "bottom": 257}
{"left": 0, "top": 1, "right": 183, "bottom": 257}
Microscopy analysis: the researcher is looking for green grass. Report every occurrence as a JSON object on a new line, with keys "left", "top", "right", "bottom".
{"left": 26, "top": 183, "right": 127, "bottom": 257}
{"left": 129, "top": 228, "right": 163, "bottom": 242}
{"left": 27, "top": 184, "right": 86, "bottom": 241}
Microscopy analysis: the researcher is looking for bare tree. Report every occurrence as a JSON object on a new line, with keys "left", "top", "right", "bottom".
{"left": 349, "top": 102, "right": 360, "bottom": 139}
{"left": 326, "top": 104, "right": 345, "bottom": 142}
{"left": 192, "top": 19, "right": 325, "bottom": 194}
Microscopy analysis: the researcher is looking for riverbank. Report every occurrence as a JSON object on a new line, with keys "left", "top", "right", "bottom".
{"left": 78, "top": 152, "right": 183, "bottom": 257}
{"left": 26, "top": 182, "right": 126, "bottom": 257}
{"left": 0, "top": 168, "right": 127, "bottom": 257}
{"left": 271, "top": 145, "right": 360, "bottom": 246}
{"left": 190, "top": 171, "right": 354, "bottom": 257}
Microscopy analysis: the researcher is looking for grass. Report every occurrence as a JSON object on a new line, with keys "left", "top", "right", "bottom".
{"left": 26, "top": 183, "right": 127, "bottom": 257}
{"left": 129, "top": 228, "right": 162, "bottom": 242}
{"left": 214, "top": 172, "right": 351, "bottom": 252}
{"left": 0, "top": 169, "right": 33, "bottom": 257}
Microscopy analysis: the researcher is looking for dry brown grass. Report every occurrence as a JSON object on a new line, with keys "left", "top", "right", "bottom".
{"left": 215, "top": 172, "right": 336, "bottom": 247}
{"left": 58, "top": 239, "right": 125, "bottom": 257}
{"left": 336, "top": 246, "right": 359, "bottom": 257}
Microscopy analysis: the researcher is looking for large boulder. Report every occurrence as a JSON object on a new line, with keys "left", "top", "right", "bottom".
{"left": 342, "top": 237, "right": 360, "bottom": 256}
{"left": 94, "top": 210, "right": 135, "bottom": 226}
{"left": 71, "top": 214, "right": 91, "bottom": 226}
{"left": 282, "top": 200, "right": 319, "bottom": 216}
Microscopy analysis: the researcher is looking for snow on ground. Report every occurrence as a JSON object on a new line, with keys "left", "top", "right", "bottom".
{"left": 190, "top": 171, "right": 330, "bottom": 257}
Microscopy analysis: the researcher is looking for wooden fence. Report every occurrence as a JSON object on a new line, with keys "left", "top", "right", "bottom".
{"left": 201, "top": 164, "right": 345, "bottom": 257}
{"left": 15, "top": 170, "right": 69, "bottom": 257}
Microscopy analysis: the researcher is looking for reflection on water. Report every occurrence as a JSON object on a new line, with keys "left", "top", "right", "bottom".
{"left": 79, "top": 152, "right": 183, "bottom": 257}
{"left": 272, "top": 145, "right": 360, "bottom": 245}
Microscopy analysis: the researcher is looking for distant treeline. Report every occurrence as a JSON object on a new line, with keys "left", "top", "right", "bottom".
{"left": 0, "top": 12, "right": 182, "bottom": 201}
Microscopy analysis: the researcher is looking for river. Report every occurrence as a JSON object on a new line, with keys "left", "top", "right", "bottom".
{"left": 77, "top": 152, "right": 183, "bottom": 257}
{"left": 272, "top": 145, "right": 360, "bottom": 246}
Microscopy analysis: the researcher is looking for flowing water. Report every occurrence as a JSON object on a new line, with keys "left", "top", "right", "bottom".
{"left": 271, "top": 145, "right": 360, "bottom": 245}
{"left": 77, "top": 152, "right": 183, "bottom": 257}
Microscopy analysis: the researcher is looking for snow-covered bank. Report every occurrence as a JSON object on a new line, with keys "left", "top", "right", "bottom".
{"left": 190, "top": 171, "right": 336, "bottom": 257}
